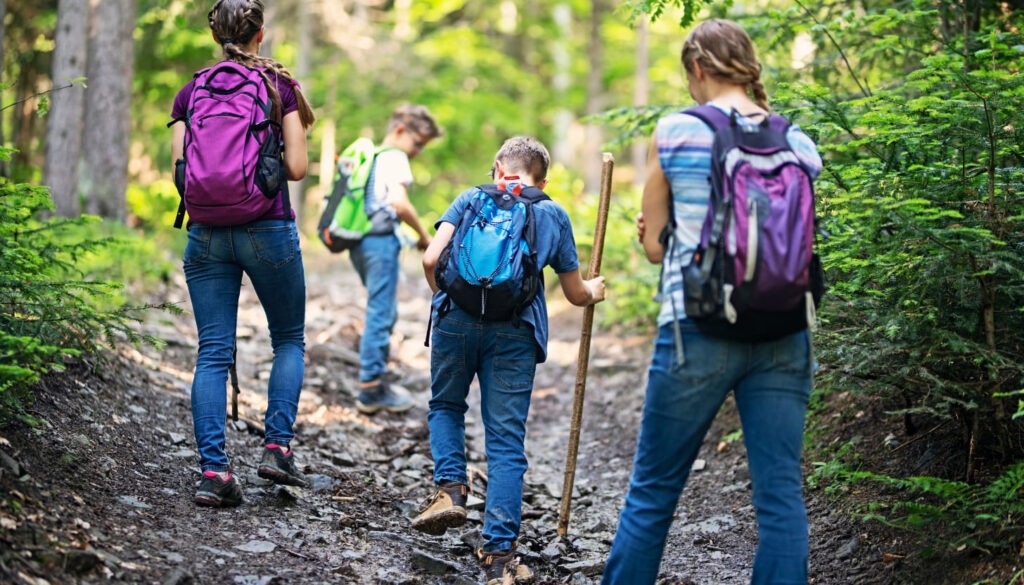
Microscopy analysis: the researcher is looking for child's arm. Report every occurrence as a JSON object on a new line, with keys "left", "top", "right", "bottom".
{"left": 422, "top": 222, "right": 455, "bottom": 293}
{"left": 640, "top": 134, "right": 670, "bottom": 264}
{"left": 388, "top": 182, "right": 431, "bottom": 250}
{"left": 558, "top": 271, "right": 607, "bottom": 307}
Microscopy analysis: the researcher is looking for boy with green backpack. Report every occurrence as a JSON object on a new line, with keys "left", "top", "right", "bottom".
{"left": 320, "top": 104, "right": 441, "bottom": 414}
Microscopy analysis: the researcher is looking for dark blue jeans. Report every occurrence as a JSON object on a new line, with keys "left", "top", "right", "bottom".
{"left": 349, "top": 233, "right": 400, "bottom": 383}
{"left": 603, "top": 322, "right": 812, "bottom": 585}
{"left": 428, "top": 306, "right": 538, "bottom": 552}
{"left": 183, "top": 220, "right": 306, "bottom": 472}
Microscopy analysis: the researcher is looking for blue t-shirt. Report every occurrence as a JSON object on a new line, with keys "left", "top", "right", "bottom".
{"left": 432, "top": 187, "right": 581, "bottom": 363}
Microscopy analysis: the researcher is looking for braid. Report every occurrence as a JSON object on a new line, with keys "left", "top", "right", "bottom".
{"left": 749, "top": 79, "right": 769, "bottom": 112}
{"left": 207, "top": 0, "right": 316, "bottom": 129}
{"left": 681, "top": 19, "right": 771, "bottom": 111}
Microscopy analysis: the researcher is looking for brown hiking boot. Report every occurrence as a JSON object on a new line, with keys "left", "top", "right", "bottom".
{"left": 410, "top": 482, "right": 468, "bottom": 535}
{"left": 479, "top": 548, "right": 534, "bottom": 585}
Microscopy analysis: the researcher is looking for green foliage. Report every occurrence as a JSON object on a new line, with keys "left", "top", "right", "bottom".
{"left": 819, "top": 460, "right": 1024, "bottom": 554}
{"left": 0, "top": 146, "right": 180, "bottom": 423}
{"left": 797, "top": 8, "right": 1024, "bottom": 464}
{"left": 627, "top": 0, "right": 732, "bottom": 27}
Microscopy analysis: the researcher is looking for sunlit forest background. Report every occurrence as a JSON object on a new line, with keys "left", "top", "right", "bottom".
{"left": 2, "top": 0, "right": 1024, "bottom": 563}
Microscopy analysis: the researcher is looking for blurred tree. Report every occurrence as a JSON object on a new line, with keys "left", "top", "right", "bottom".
{"left": 82, "top": 0, "right": 136, "bottom": 220}
{"left": 44, "top": 0, "right": 89, "bottom": 217}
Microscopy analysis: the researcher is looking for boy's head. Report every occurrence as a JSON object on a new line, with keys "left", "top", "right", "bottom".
{"left": 493, "top": 136, "right": 550, "bottom": 186}
{"left": 385, "top": 104, "right": 441, "bottom": 159}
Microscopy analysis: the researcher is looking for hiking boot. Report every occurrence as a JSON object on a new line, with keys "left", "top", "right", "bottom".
{"left": 257, "top": 444, "right": 310, "bottom": 488}
{"left": 356, "top": 380, "right": 413, "bottom": 414}
{"left": 479, "top": 548, "right": 534, "bottom": 585}
{"left": 194, "top": 469, "right": 243, "bottom": 508}
{"left": 411, "top": 482, "right": 469, "bottom": 535}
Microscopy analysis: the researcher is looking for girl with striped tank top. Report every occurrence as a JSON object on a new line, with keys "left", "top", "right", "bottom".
{"left": 603, "top": 19, "right": 822, "bottom": 585}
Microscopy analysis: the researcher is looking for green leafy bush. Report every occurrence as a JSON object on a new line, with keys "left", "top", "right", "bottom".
{"left": 798, "top": 11, "right": 1024, "bottom": 470}
{"left": 0, "top": 146, "right": 179, "bottom": 423}
{"left": 819, "top": 461, "right": 1024, "bottom": 554}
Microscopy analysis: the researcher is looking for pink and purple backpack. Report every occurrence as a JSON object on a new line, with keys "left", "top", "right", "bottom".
{"left": 679, "top": 105, "right": 823, "bottom": 341}
{"left": 173, "top": 61, "right": 286, "bottom": 228}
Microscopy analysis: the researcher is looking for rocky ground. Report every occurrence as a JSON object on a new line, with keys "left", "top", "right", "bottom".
{"left": 1, "top": 242, "right": 1022, "bottom": 584}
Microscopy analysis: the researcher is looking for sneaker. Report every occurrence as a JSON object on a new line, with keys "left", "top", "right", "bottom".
{"left": 257, "top": 444, "right": 310, "bottom": 488}
{"left": 479, "top": 548, "right": 534, "bottom": 585}
{"left": 411, "top": 482, "right": 468, "bottom": 535}
{"left": 194, "top": 469, "right": 243, "bottom": 508}
{"left": 356, "top": 380, "right": 414, "bottom": 414}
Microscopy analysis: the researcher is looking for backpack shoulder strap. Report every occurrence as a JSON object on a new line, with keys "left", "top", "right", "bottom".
{"left": 684, "top": 104, "right": 731, "bottom": 133}
{"left": 517, "top": 185, "right": 552, "bottom": 204}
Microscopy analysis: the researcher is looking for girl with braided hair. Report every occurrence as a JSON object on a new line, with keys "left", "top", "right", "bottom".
{"left": 602, "top": 19, "right": 822, "bottom": 585}
{"left": 169, "top": 0, "right": 316, "bottom": 507}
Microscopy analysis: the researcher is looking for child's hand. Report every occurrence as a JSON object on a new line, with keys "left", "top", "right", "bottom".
{"left": 636, "top": 212, "right": 646, "bottom": 243}
{"left": 416, "top": 234, "right": 431, "bottom": 251}
{"left": 585, "top": 276, "right": 607, "bottom": 305}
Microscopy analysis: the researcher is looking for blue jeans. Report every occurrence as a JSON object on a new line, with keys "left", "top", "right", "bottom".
{"left": 183, "top": 220, "right": 306, "bottom": 472}
{"left": 603, "top": 322, "right": 811, "bottom": 585}
{"left": 349, "top": 233, "right": 400, "bottom": 382}
{"left": 428, "top": 306, "right": 538, "bottom": 552}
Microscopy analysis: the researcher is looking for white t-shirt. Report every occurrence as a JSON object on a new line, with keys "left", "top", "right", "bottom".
{"left": 366, "top": 149, "right": 414, "bottom": 234}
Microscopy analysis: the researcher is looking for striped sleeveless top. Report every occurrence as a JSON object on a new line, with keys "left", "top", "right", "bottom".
{"left": 655, "top": 103, "right": 823, "bottom": 327}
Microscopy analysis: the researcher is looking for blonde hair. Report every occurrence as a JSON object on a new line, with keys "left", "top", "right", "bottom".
{"left": 495, "top": 136, "right": 550, "bottom": 182}
{"left": 208, "top": 0, "right": 316, "bottom": 129}
{"left": 681, "top": 19, "right": 769, "bottom": 111}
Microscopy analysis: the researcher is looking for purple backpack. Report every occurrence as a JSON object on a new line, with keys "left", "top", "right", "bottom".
{"left": 680, "top": 105, "right": 823, "bottom": 341}
{"left": 173, "top": 61, "right": 286, "bottom": 228}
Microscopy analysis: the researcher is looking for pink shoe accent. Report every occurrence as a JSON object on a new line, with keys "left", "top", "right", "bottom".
{"left": 266, "top": 444, "right": 290, "bottom": 455}
{"left": 203, "top": 470, "right": 231, "bottom": 480}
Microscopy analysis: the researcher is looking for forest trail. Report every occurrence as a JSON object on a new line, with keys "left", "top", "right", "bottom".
{"left": 0, "top": 237, "right": 1014, "bottom": 584}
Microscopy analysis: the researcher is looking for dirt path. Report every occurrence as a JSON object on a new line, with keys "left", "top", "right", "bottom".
{"left": 0, "top": 239, "right": 1016, "bottom": 584}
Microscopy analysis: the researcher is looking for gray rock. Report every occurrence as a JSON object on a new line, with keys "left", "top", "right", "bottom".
{"left": 163, "top": 568, "right": 195, "bottom": 585}
{"left": 117, "top": 495, "right": 153, "bottom": 509}
{"left": 63, "top": 548, "right": 103, "bottom": 575}
{"left": 0, "top": 449, "right": 21, "bottom": 476}
{"left": 563, "top": 558, "right": 605, "bottom": 576}
{"left": 198, "top": 545, "right": 238, "bottom": 558}
{"left": 836, "top": 536, "right": 860, "bottom": 559}
{"left": 410, "top": 549, "right": 459, "bottom": 575}
{"left": 234, "top": 540, "right": 277, "bottom": 553}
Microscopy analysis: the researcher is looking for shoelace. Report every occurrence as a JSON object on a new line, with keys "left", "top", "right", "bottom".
{"left": 416, "top": 490, "right": 443, "bottom": 513}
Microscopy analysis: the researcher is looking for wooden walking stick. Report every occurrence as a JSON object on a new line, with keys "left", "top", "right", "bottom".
{"left": 558, "top": 152, "right": 614, "bottom": 536}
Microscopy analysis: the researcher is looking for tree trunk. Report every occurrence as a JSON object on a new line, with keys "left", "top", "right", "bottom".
{"left": 82, "top": 0, "right": 135, "bottom": 220}
{"left": 550, "top": 3, "right": 573, "bottom": 168}
{"left": 44, "top": 0, "right": 89, "bottom": 217}
{"left": 582, "top": 0, "right": 605, "bottom": 194}
{"left": 0, "top": 0, "right": 7, "bottom": 178}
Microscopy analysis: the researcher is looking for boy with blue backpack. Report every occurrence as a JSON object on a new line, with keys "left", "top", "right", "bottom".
{"left": 415, "top": 136, "right": 606, "bottom": 585}
{"left": 348, "top": 104, "right": 441, "bottom": 415}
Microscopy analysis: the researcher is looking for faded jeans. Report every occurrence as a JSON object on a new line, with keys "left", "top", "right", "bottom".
{"left": 183, "top": 220, "right": 306, "bottom": 472}
{"left": 349, "top": 233, "right": 400, "bottom": 383}
{"left": 602, "top": 321, "right": 812, "bottom": 585}
{"left": 427, "top": 306, "right": 538, "bottom": 552}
